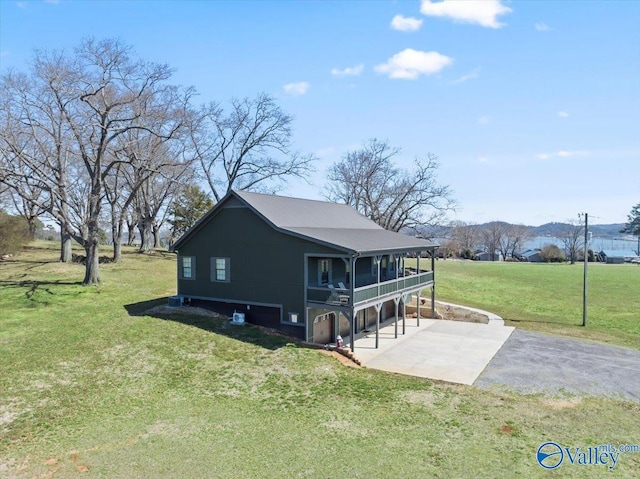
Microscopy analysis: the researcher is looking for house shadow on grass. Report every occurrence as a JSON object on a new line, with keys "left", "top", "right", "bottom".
{"left": 124, "top": 297, "right": 298, "bottom": 351}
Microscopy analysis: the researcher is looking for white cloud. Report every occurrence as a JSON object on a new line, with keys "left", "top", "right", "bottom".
{"left": 391, "top": 14, "right": 423, "bottom": 32}
{"left": 557, "top": 150, "right": 589, "bottom": 158}
{"left": 374, "top": 49, "right": 453, "bottom": 80}
{"left": 478, "top": 156, "right": 489, "bottom": 163}
{"left": 535, "top": 22, "right": 550, "bottom": 32}
{"left": 478, "top": 116, "right": 490, "bottom": 125}
{"left": 420, "top": 0, "right": 512, "bottom": 28}
{"left": 537, "top": 150, "right": 590, "bottom": 160}
{"left": 558, "top": 111, "right": 569, "bottom": 118}
{"left": 283, "top": 82, "right": 309, "bottom": 96}
{"left": 45, "top": 0, "right": 60, "bottom": 4}
{"left": 331, "top": 64, "right": 364, "bottom": 77}
{"left": 451, "top": 67, "right": 480, "bottom": 84}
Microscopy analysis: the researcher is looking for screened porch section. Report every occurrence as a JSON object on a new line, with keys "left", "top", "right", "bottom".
{"left": 306, "top": 254, "right": 434, "bottom": 307}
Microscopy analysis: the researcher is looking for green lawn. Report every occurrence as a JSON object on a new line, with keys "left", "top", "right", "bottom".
{"left": 1, "top": 243, "right": 639, "bottom": 478}
{"left": 426, "top": 259, "right": 640, "bottom": 349}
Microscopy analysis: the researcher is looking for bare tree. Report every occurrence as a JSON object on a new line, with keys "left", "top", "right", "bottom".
{"left": 105, "top": 113, "right": 192, "bottom": 261}
{"left": 0, "top": 39, "right": 188, "bottom": 284}
{"left": 560, "top": 219, "right": 584, "bottom": 264}
{"left": 191, "top": 94, "right": 314, "bottom": 202}
{"left": 480, "top": 221, "right": 506, "bottom": 261}
{"left": 497, "top": 223, "right": 531, "bottom": 260}
{"left": 450, "top": 221, "right": 479, "bottom": 256}
{"left": 0, "top": 69, "right": 77, "bottom": 262}
{"left": 135, "top": 162, "right": 189, "bottom": 252}
{"left": 327, "top": 139, "right": 455, "bottom": 232}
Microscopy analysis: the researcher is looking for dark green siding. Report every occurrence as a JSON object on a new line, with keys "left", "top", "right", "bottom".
{"left": 175, "top": 205, "right": 344, "bottom": 337}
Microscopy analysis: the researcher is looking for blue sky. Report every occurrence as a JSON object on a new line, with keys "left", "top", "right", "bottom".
{"left": 1, "top": 0, "right": 639, "bottom": 226}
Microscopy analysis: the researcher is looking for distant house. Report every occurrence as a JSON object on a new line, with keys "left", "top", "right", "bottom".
{"left": 170, "top": 190, "right": 437, "bottom": 347}
{"left": 519, "top": 249, "right": 544, "bottom": 263}
{"left": 474, "top": 250, "right": 500, "bottom": 261}
{"left": 598, "top": 250, "right": 639, "bottom": 264}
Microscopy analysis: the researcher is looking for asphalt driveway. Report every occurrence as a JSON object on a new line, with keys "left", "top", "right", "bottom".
{"left": 474, "top": 330, "right": 640, "bottom": 401}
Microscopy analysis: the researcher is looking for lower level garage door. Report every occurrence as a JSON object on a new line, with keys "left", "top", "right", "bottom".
{"left": 313, "top": 312, "right": 335, "bottom": 344}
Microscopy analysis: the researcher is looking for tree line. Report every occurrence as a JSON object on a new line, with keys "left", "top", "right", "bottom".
{"left": 439, "top": 219, "right": 588, "bottom": 263}
{"left": 1, "top": 38, "right": 455, "bottom": 285}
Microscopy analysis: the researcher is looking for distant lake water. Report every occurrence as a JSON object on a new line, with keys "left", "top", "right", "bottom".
{"left": 526, "top": 236, "right": 639, "bottom": 252}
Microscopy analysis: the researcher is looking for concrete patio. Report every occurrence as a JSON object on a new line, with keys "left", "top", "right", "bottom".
{"left": 350, "top": 316, "right": 515, "bottom": 385}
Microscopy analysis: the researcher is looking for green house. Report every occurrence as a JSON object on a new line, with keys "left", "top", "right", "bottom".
{"left": 170, "top": 190, "right": 437, "bottom": 349}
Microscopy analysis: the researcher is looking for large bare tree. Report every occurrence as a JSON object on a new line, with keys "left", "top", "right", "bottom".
{"left": 105, "top": 112, "right": 193, "bottom": 261}
{"left": 450, "top": 220, "right": 480, "bottom": 255}
{"left": 134, "top": 161, "right": 190, "bottom": 252}
{"left": 327, "top": 139, "right": 455, "bottom": 232}
{"left": 479, "top": 222, "right": 505, "bottom": 261}
{"left": 0, "top": 39, "right": 188, "bottom": 284}
{"left": 190, "top": 94, "right": 314, "bottom": 201}
{"left": 560, "top": 218, "right": 584, "bottom": 264}
{"left": 497, "top": 223, "right": 531, "bottom": 260}
{"left": 0, "top": 68, "right": 78, "bottom": 262}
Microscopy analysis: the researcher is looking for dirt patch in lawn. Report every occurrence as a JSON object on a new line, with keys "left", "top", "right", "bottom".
{"left": 319, "top": 349, "right": 361, "bottom": 368}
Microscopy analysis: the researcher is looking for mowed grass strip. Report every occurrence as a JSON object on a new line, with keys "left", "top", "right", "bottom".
{"left": 421, "top": 259, "right": 640, "bottom": 349}
{"left": 1, "top": 242, "right": 639, "bottom": 478}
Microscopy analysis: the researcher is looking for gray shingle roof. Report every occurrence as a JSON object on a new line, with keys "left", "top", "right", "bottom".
{"left": 173, "top": 190, "right": 436, "bottom": 254}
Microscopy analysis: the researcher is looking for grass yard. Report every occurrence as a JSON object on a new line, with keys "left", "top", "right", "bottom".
{"left": 420, "top": 259, "right": 640, "bottom": 349}
{"left": 1, "top": 242, "right": 639, "bottom": 478}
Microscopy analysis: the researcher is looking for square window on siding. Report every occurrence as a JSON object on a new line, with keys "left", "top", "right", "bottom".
{"left": 181, "top": 256, "right": 195, "bottom": 280}
{"left": 211, "top": 257, "right": 230, "bottom": 282}
{"left": 289, "top": 312, "right": 299, "bottom": 323}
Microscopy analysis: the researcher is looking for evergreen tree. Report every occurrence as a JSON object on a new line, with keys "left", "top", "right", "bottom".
{"left": 621, "top": 203, "right": 640, "bottom": 254}
{"left": 168, "top": 185, "right": 214, "bottom": 243}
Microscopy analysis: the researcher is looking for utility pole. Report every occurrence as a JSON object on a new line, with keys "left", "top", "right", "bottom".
{"left": 580, "top": 213, "right": 589, "bottom": 327}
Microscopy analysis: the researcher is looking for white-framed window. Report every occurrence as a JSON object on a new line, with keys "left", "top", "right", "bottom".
{"left": 318, "top": 259, "right": 331, "bottom": 285}
{"left": 211, "top": 257, "right": 230, "bottom": 282}
{"left": 180, "top": 256, "right": 195, "bottom": 280}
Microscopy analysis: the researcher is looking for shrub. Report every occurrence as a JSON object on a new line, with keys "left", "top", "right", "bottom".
{"left": 0, "top": 211, "right": 30, "bottom": 256}
{"left": 541, "top": 244, "right": 566, "bottom": 263}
